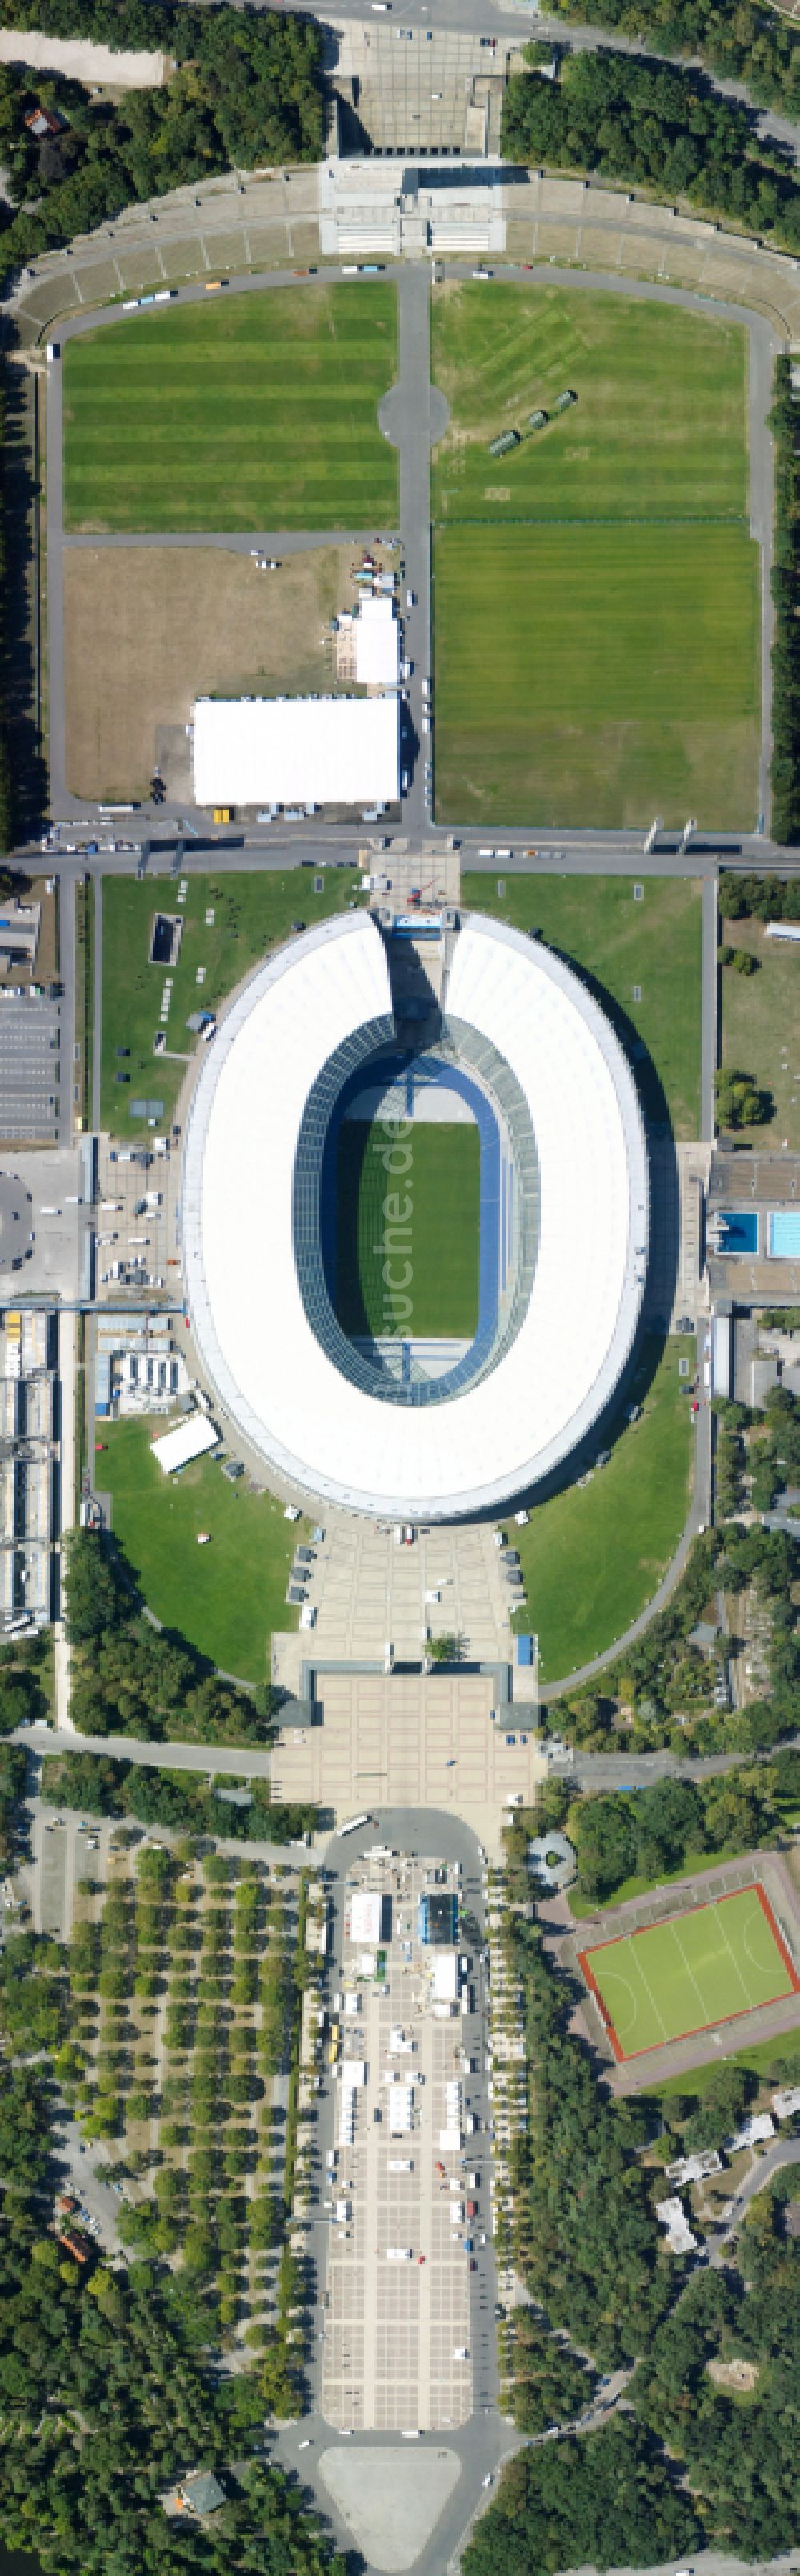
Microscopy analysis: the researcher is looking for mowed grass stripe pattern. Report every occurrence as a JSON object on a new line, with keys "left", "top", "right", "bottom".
{"left": 335, "top": 1122, "right": 480, "bottom": 1339}
{"left": 431, "top": 283, "right": 747, "bottom": 523}
{"left": 581, "top": 1886, "right": 799, "bottom": 2061}
{"left": 434, "top": 523, "right": 759, "bottom": 830}
{"left": 63, "top": 285, "right": 398, "bottom": 532}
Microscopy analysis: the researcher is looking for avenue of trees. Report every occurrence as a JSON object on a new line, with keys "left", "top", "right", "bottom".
{"left": 0, "top": 6, "right": 325, "bottom": 279}
{"left": 502, "top": 49, "right": 800, "bottom": 251}
{"left": 63, "top": 1530, "right": 282, "bottom": 1751}
{"left": 0, "top": 370, "right": 11, "bottom": 856}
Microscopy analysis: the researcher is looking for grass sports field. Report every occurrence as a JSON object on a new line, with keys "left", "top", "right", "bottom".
{"left": 101, "top": 1417, "right": 307, "bottom": 1682}
{"left": 101, "top": 870, "right": 360, "bottom": 1135}
{"left": 580, "top": 1885, "right": 800, "bottom": 2061}
{"left": 430, "top": 284, "right": 758, "bottom": 829}
{"left": 510, "top": 1334, "right": 694, "bottom": 1682}
{"left": 434, "top": 523, "right": 758, "bottom": 830}
{"left": 63, "top": 283, "right": 398, "bottom": 532}
{"left": 335, "top": 1121, "right": 479, "bottom": 1338}
{"left": 463, "top": 872, "right": 700, "bottom": 1138}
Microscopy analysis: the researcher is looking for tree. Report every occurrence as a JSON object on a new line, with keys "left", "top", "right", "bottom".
{"left": 715, "top": 1066, "right": 770, "bottom": 1130}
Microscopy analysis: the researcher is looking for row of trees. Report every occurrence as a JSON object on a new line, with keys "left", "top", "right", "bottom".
{"left": 43, "top": 1746, "right": 318, "bottom": 1844}
{"left": 502, "top": 49, "right": 800, "bottom": 252}
{"left": 0, "top": 7, "right": 325, "bottom": 281}
{"left": 770, "top": 360, "right": 800, "bottom": 842}
{"left": 544, "top": 0, "right": 800, "bottom": 126}
{"left": 0, "top": 365, "right": 11, "bottom": 856}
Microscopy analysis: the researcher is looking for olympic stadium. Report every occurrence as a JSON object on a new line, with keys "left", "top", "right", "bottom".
{"left": 182, "top": 912, "right": 650, "bottom": 1521}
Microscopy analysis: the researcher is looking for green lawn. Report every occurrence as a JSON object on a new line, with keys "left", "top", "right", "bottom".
{"left": 720, "top": 912, "right": 800, "bottom": 1150}
{"left": 644, "top": 2027, "right": 800, "bottom": 2098}
{"left": 580, "top": 1885, "right": 796, "bottom": 2060}
{"left": 100, "top": 1415, "right": 306, "bottom": 1682}
{"left": 433, "top": 522, "right": 759, "bottom": 831}
{"left": 101, "top": 870, "right": 361, "bottom": 1136}
{"left": 63, "top": 283, "right": 398, "bottom": 531}
{"left": 335, "top": 1120, "right": 479, "bottom": 1338}
{"left": 431, "top": 282, "right": 748, "bottom": 523}
{"left": 462, "top": 874, "right": 700, "bottom": 1138}
{"left": 511, "top": 1336, "right": 695, "bottom": 1682}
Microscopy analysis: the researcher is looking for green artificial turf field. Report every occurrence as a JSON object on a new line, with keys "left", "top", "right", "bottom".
{"left": 580, "top": 1885, "right": 798, "bottom": 2061}
{"left": 433, "top": 522, "right": 759, "bottom": 830}
{"left": 334, "top": 1120, "right": 479, "bottom": 1338}
{"left": 510, "top": 1335, "right": 694, "bottom": 1682}
{"left": 462, "top": 872, "right": 701, "bottom": 1138}
{"left": 430, "top": 283, "right": 758, "bottom": 830}
{"left": 100, "top": 1417, "right": 307, "bottom": 1682}
{"left": 63, "top": 282, "right": 398, "bottom": 531}
{"left": 431, "top": 282, "right": 747, "bottom": 522}
{"left": 101, "top": 870, "right": 361, "bottom": 1135}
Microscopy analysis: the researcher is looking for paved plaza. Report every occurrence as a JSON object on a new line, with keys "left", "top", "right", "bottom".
{"left": 321, "top": 1848, "right": 478, "bottom": 2432}
{"left": 272, "top": 1670, "right": 543, "bottom": 1850}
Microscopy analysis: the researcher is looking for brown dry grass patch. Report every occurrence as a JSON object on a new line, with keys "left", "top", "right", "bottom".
{"left": 64, "top": 542, "right": 354, "bottom": 799}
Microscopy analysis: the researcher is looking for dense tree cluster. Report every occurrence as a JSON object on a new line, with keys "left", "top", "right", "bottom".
{"left": 0, "top": 1738, "right": 26, "bottom": 1869}
{"left": 0, "top": 2065, "right": 343, "bottom": 2574}
{"left": 543, "top": 0, "right": 800, "bottom": 126}
{"left": 63, "top": 1532, "right": 280, "bottom": 1749}
{"left": 0, "top": 5, "right": 324, "bottom": 280}
{"left": 463, "top": 2413, "right": 698, "bottom": 2576}
{"left": 569, "top": 1762, "right": 777, "bottom": 1904}
{"left": 0, "top": 367, "right": 11, "bottom": 856}
{"left": 502, "top": 48, "right": 800, "bottom": 250}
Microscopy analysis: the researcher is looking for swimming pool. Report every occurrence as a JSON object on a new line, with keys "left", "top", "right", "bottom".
{"left": 718, "top": 1210, "right": 758, "bottom": 1254}
{"left": 769, "top": 1209, "right": 800, "bottom": 1258}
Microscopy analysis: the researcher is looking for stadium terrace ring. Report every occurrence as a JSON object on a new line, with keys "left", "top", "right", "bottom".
{"left": 182, "top": 913, "right": 649, "bottom": 1520}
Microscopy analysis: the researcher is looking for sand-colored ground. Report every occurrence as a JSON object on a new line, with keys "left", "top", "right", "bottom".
{"left": 64, "top": 542, "right": 356, "bottom": 799}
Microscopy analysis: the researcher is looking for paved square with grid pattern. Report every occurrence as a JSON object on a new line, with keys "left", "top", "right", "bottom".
{"left": 579, "top": 1883, "right": 799, "bottom": 2062}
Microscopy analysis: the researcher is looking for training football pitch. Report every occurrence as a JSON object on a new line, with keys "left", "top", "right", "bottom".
{"left": 580, "top": 1886, "right": 800, "bottom": 2062}
{"left": 62, "top": 282, "right": 398, "bottom": 531}
{"left": 431, "top": 283, "right": 759, "bottom": 829}
{"left": 334, "top": 1121, "right": 479, "bottom": 1339}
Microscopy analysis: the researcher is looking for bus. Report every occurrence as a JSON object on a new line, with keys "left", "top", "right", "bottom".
{"left": 338, "top": 1813, "right": 370, "bottom": 1837}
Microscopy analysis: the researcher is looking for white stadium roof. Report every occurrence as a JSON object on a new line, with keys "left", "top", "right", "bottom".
{"left": 191, "top": 694, "right": 399, "bottom": 810}
{"left": 182, "top": 912, "right": 648, "bottom": 1519}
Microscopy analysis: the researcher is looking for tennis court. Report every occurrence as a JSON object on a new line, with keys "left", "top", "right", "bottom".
{"left": 579, "top": 1884, "right": 799, "bottom": 2062}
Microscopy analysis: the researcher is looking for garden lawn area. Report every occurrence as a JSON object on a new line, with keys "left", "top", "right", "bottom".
{"left": 334, "top": 1120, "right": 479, "bottom": 1338}
{"left": 100, "top": 1416, "right": 306, "bottom": 1681}
{"left": 719, "top": 910, "right": 800, "bottom": 1150}
{"left": 63, "top": 282, "right": 398, "bottom": 531}
{"left": 431, "top": 282, "right": 748, "bottom": 523}
{"left": 511, "top": 1336, "right": 695, "bottom": 1682}
{"left": 644, "top": 2027, "right": 800, "bottom": 2098}
{"left": 101, "top": 868, "right": 361, "bottom": 1135}
{"left": 580, "top": 1885, "right": 798, "bottom": 2061}
{"left": 462, "top": 873, "right": 701, "bottom": 1137}
{"left": 433, "top": 521, "right": 759, "bottom": 832}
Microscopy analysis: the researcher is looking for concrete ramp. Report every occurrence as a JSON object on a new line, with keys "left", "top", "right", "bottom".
{"left": 318, "top": 2445, "right": 462, "bottom": 2573}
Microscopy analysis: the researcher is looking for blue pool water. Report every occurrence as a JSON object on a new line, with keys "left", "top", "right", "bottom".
{"left": 769, "top": 1209, "right": 800, "bottom": 1258}
{"left": 718, "top": 1209, "right": 758, "bottom": 1254}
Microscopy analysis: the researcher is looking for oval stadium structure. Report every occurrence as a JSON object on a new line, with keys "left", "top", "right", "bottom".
{"left": 182, "top": 911, "right": 649, "bottom": 1520}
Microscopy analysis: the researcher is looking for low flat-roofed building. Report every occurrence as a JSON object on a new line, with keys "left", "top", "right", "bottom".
{"left": 727, "top": 2113, "right": 776, "bottom": 2153}
{"left": 655, "top": 2196, "right": 698, "bottom": 2255}
{"left": 773, "top": 2086, "right": 800, "bottom": 2121}
{"left": 355, "top": 594, "right": 400, "bottom": 689}
{"left": 192, "top": 694, "right": 399, "bottom": 810}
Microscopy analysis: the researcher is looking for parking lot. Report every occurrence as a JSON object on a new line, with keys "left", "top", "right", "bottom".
{"left": 321, "top": 1846, "right": 490, "bottom": 2434}
{"left": 0, "top": 994, "right": 62, "bottom": 1143}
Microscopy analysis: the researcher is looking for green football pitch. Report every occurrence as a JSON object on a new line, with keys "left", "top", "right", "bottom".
{"left": 430, "top": 283, "right": 758, "bottom": 829}
{"left": 334, "top": 1121, "right": 479, "bottom": 1340}
{"left": 580, "top": 1886, "right": 799, "bottom": 2062}
{"left": 62, "top": 282, "right": 398, "bottom": 532}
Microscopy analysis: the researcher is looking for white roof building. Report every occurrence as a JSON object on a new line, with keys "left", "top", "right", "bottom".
{"left": 150, "top": 1413, "right": 219, "bottom": 1474}
{"left": 655, "top": 2198, "right": 698, "bottom": 2255}
{"left": 726, "top": 2114, "right": 776, "bottom": 2153}
{"left": 350, "top": 1890, "right": 383, "bottom": 1945}
{"left": 182, "top": 911, "right": 648, "bottom": 1520}
{"left": 355, "top": 594, "right": 400, "bottom": 689}
{"left": 432, "top": 1953, "right": 459, "bottom": 2005}
{"left": 191, "top": 695, "right": 398, "bottom": 810}
{"left": 388, "top": 2085, "right": 414, "bottom": 2134}
{"left": 773, "top": 2086, "right": 800, "bottom": 2120}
